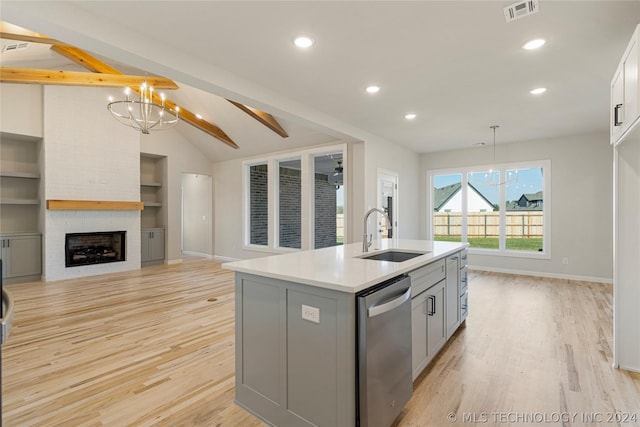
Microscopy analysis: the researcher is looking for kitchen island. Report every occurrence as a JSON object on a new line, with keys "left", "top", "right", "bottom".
{"left": 223, "top": 239, "right": 468, "bottom": 427}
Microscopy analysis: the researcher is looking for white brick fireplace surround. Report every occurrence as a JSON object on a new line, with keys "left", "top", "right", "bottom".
{"left": 43, "top": 86, "right": 141, "bottom": 281}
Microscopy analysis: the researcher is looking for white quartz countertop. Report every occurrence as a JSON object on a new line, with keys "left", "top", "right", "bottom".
{"left": 223, "top": 239, "right": 468, "bottom": 293}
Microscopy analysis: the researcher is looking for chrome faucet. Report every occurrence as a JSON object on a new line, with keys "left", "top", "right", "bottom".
{"left": 362, "top": 208, "right": 392, "bottom": 252}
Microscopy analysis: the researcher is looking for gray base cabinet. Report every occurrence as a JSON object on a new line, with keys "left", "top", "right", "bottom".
{"left": 410, "top": 249, "right": 467, "bottom": 380}
{"left": 0, "top": 233, "right": 41, "bottom": 283}
{"left": 235, "top": 273, "right": 356, "bottom": 427}
{"left": 234, "top": 248, "right": 469, "bottom": 426}
{"left": 141, "top": 228, "right": 164, "bottom": 265}
{"left": 411, "top": 279, "right": 446, "bottom": 379}
{"left": 445, "top": 254, "right": 461, "bottom": 338}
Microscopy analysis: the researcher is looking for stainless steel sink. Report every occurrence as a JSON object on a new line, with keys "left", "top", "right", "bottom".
{"left": 358, "top": 250, "right": 427, "bottom": 262}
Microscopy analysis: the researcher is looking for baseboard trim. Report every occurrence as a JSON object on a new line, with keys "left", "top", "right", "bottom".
{"left": 468, "top": 265, "right": 613, "bottom": 284}
{"left": 182, "top": 251, "right": 213, "bottom": 259}
{"left": 214, "top": 255, "right": 241, "bottom": 263}
{"left": 166, "top": 258, "right": 183, "bottom": 265}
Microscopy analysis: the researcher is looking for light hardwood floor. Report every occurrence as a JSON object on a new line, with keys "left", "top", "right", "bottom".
{"left": 2, "top": 261, "right": 639, "bottom": 426}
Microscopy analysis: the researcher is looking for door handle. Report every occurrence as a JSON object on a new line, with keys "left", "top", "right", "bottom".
{"left": 427, "top": 295, "right": 436, "bottom": 316}
{"left": 614, "top": 103, "right": 623, "bottom": 126}
{"left": 368, "top": 288, "right": 411, "bottom": 317}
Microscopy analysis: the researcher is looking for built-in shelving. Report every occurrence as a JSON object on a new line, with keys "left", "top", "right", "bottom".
{"left": 1, "top": 198, "right": 40, "bottom": 205}
{"left": 0, "top": 171, "right": 40, "bottom": 179}
{"left": 140, "top": 154, "right": 166, "bottom": 265}
{"left": 0, "top": 133, "right": 42, "bottom": 234}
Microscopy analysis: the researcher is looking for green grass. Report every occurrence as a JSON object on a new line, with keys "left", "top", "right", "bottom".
{"left": 435, "top": 236, "right": 542, "bottom": 251}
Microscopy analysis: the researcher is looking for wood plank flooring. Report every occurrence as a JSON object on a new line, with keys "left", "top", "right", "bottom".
{"left": 2, "top": 261, "right": 639, "bottom": 426}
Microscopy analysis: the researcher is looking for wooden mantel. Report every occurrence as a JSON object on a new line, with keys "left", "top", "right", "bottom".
{"left": 46, "top": 200, "right": 144, "bottom": 211}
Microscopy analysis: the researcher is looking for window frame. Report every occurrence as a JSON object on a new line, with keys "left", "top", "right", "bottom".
{"left": 427, "top": 160, "right": 551, "bottom": 259}
{"left": 243, "top": 143, "right": 348, "bottom": 253}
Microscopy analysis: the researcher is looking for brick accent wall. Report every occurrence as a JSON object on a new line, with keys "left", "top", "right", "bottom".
{"left": 43, "top": 86, "right": 141, "bottom": 281}
{"left": 249, "top": 164, "right": 268, "bottom": 245}
{"left": 279, "top": 167, "right": 301, "bottom": 248}
{"left": 315, "top": 173, "right": 337, "bottom": 249}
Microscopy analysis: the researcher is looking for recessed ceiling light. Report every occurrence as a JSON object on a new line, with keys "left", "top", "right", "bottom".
{"left": 405, "top": 113, "right": 417, "bottom": 120}
{"left": 365, "top": 85, "right": 380, "bottom": 94}
{"left": 195, "top": 113, "right": 203, "bottom": 119}
{"left": 523, "top": 38, "right": 546, "bottom": 50}
{"left": 293, "top": 36, "right": 314, "bottom": 48}
{"left": 530, "top": 87, "right": 547, "bottom": 95}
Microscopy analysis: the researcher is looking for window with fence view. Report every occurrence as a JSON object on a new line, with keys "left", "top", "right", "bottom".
{"left": 432, "top": 164, "right": 546, "bottom": 254}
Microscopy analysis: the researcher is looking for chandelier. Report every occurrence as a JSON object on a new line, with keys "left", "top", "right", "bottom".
{"left": 107, "top": 83, "right": 180, "bottom": 134}
{"left": 470, "top": 125, "right": 518, "bottom": 187}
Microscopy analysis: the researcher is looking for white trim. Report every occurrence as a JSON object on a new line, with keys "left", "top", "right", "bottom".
{"left": 427, "top": 159, "right": 551, "bottom": 260}
{"left": 214, "top": 255, "right": 241, "bottom": 263}
{"left": 182, "top": 251, "right": 213, "bottom": 259}
{"left": 377, "top": 168, "right": 399, "bottom": 238}
{"left": 243, "top": 143, "right": 347, "bottom": 252}
{"left": 469, "top": 265, "right": 613, "bottom": 284}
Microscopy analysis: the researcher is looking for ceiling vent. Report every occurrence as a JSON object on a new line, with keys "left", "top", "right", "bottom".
{"left": 503, "top": 0, "right": 539, "bottom": 22}
{"left": 1, "top": 42, "right": 30, "bottom": 53}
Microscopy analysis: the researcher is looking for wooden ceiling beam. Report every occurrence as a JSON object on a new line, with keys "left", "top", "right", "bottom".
{"left": 227, "top": 100, "right": 289, "bottom": 138}
{"left": 0, "top": 67, "right": 179, "bottom": 89}
{"left": 0, "top": 21, "right": 67, "bottom": 45}
{"left": 50, "top": 46, "right": 238, "bottom": 149}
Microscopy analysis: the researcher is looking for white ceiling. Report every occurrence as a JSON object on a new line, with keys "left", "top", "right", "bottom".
{"left": 2, "top": 1, "right": 640, "bottom": 159}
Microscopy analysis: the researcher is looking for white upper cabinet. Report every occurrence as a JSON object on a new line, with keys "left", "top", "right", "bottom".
{"left": 0, "top": 84, "right": 43, "bottom": 139}
{"left": 611, "top": 24, "right": 640, "bottom": 145}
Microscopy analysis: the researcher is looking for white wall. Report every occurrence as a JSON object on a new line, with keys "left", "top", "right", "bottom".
{"left": 362, "top": 137, "right": 421, "bottom": 241}
{"left": 43, "top": 86, "right": 141, "bottom": 280}
{"left": 421, "top": 132, "right": 613, "bottom": 282}
{"left": 0, "top": 83, "right": 43, "bottom": 138}
{"left": 140, "top": 128, "right": 214, "bottom": 262}
{"left": 213, "top": 137, "right": 421, "bottom": 260}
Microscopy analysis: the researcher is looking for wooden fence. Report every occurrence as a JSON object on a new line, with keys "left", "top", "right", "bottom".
{"left": 434, "top": 212, "right": 543, "bottom": 238}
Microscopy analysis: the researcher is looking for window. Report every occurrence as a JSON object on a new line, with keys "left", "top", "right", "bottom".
{"left": 314, "top": 152, "right": 344, "bottom": 249}
{"left": 429, "top": 161, "right": 549, "bottom": 257}
{"left": 244, "top": 145, "right": 347, "bottom": 251}
{"left": 248, "top": 163, "right": 268, "bottom": 246}
{"left": 277, "top": 158, "right": 301, "bottom": 249}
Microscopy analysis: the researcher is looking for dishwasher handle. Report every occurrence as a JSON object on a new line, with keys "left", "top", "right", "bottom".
{"left": 368, "top": 288, "right": 411, "bottom": 318}
{"left": 1, "top": 288, "right": 15, "bottom": 344}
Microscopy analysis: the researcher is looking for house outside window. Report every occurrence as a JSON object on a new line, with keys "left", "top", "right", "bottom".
{"left": 429, "top": 161, "right": 550, "bottom": 258}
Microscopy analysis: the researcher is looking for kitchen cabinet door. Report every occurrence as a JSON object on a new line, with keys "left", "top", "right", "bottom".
{"left": 1, "top": 234, "right": 41, "bottom": 279}
{"left": 141, "top": 229, "right": 165, "bottom": 264}
{"left": 611, "top": 24, "right": 640, "bottom": 145}
{"left": 411, "top": 292, "right": 428, "bottom": 380}
{"left": 426, "top": 280, "right": 446, "bottom": 360}
{"left": 445, "top": 255, "right": 460, "bottom": 338}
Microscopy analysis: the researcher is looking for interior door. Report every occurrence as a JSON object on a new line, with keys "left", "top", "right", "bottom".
{"left": 181, "top": 173, "right": 213, "bottom": 256}
{"left": 377, "top": 170, "right": 398, "bottom": 240}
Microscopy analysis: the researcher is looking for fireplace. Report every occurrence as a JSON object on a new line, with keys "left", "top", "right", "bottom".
{"left": 65, "top": 231, "right": 126, "bottom": 268}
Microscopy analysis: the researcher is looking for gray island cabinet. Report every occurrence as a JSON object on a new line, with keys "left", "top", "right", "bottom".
{"left": 224, "top": 239, "right": 468, "bottom": 427}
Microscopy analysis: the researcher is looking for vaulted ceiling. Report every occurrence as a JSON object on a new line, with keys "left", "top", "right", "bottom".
{"left": 2, "top": 1, "right": 639, "bottom": 160}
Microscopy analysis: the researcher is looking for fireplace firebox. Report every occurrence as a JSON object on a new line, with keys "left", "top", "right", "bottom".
{"left": 65, "top": 231, "right": 126, "bottom": 268}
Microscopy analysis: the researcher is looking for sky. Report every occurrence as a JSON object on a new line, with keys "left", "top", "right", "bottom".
{"left": 433, "top": 167, "right": 543, "bottom": 205}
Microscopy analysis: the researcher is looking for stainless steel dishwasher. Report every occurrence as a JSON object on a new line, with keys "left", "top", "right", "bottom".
{"left": 357, "top": 274, "right": 412, "bottom": 427}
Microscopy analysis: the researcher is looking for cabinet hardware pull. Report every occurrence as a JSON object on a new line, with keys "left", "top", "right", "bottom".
{"left": 428, "top": 295, "right": 436, "bottom": 316}
{"left": 7, "top": 240, "right": 9, "bottom": 248}
{"left": 614, "top": 103, "right": 623, "bottom": 126}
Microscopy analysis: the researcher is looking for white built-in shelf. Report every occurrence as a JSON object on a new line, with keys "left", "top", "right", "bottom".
{"left": 143, "top": 201, "right": 162, "bottom": 207}
{"left": 0, "top": 171, "right": 41, "bottom": 179}
{"left": 140, "top": 182, "right": 162, "bottom": 187}
{"left": 1, "top": 198, "right": 40, "bottom": 205}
